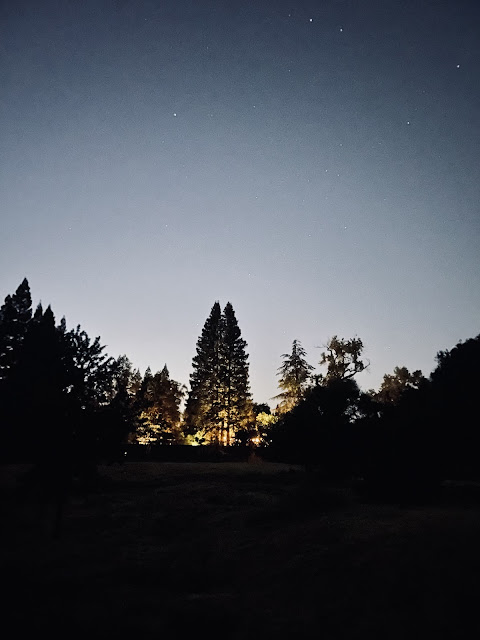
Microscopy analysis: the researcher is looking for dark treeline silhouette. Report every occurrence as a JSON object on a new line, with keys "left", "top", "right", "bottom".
{"left": 1, "top": 280, "right": 119, "bottom": 466}
{"left": 2, "top": 278, "right": 480, "bottom": 504}
{"left": 266, "top": 334, "right": 480, "bottom": 497}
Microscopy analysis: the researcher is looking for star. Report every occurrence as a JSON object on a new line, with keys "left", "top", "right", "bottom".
{"left": 340, "top": 27, "right": 343, "bottom": 32}
{"left": 407, "top": 121, "right": 410, "bottom": 125}
{"left": 173, "top": 113, "right": 177, "bottom": 117}
{"left": 309, "top": 18, "right": 313, "bottom": 22}
{"left": 456, "top": 64, "right": 460, "bottom": 68}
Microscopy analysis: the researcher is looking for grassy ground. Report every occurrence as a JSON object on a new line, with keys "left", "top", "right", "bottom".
{"left": 2, "top": 459, "right": 480, "bottom": 638}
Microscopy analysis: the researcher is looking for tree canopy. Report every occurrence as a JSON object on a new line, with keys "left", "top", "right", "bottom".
{"left": 2, "top": 277, "right": 480, "bottom": 487}
{"left": 318, "top": 335, "right": 368, "bottom": 383}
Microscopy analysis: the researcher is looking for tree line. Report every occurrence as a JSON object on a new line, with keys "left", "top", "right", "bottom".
{"left": 268, "top": 332, "right": 480, "bottom": 492}
{"left": 1, "top": 278, "right": 479, "bottom": 488}
{"left": 0, "top": 280, "right": 255, "bottom": 461}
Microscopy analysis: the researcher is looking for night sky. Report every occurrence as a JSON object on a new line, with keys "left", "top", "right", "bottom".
{"left": 1, "top": 0, "right": 479, "bottom": 404}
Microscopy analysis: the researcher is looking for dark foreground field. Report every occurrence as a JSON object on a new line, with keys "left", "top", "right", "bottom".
{"left": 2, "top": 460, "right": 480, "bottom": 639}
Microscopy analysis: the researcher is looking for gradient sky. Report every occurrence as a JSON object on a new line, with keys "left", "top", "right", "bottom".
{"left": 1, "top": 0, "right": 479, "bottom": 405}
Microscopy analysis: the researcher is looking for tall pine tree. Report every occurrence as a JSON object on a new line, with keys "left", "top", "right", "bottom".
{"left": 185, "top": 301, "right": 252, "bottom": 445}
{"left": 184, "top": 302, "right": 223, "bottom": 441}
{"left": 221, "top": 302, "right": 252, "bottom": 445}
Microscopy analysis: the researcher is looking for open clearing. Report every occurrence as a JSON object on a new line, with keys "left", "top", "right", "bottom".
{"left": 2, "top": 460, "right": 480, "bottom": 638}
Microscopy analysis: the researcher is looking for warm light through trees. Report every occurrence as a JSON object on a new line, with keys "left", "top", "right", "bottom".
{"left": 184, "top": 302, "right": 252, "bottom": 445}
{"left": 2, "top": 278, "right": 480, "bottom": 486}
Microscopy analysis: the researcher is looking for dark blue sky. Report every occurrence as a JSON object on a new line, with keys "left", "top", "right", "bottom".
{"left": 1, "top": 0, "right": 479, "bottom": 404}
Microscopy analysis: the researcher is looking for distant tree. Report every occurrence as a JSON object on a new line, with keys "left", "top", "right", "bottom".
{"left": 274, "top": 339, "right": 313, "bottom": 414}
{"left": 184, "top": 301, "right": 252, "bottom": 445}
{"left": 254, "top": 409, "right": 278, "bottom": 447}
{"left": 375, "top": 366, "right": 425, "bottom": 405}
{"left": 235, "top": 402, "right": 276, "bottom": 447}
{"left": 0, "top": 278, "right": 32, "bottom": 381}
{"left": 318, "top": 335, "right": 368, "bottom": 383}
{"left": 135, "top": 365, "right": 185, "bottom": 445}
{"left": 97, "top": 355, "right": 145, "bottom": 457}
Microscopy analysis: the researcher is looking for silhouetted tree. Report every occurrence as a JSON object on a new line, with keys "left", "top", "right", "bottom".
{"left": 0, "top": 277, "right": 32, "bottom": 381}
{"left": 375, "top": 366, "right": 425, "bottom": 405}
{"left": 356, "top": 363, "right": 439, "bottom": 500}
{"left": 184, "top": 301, "right": 252, "bottom": 445}
{"left": 97, "top": 355, "right": 144, "bottom": 458}
{"left": 184, "top": 302, "right": 223, "bottom": 441}
{"left": 59, "top": 322, "right": 116, "bottom": 411}
{"left": 4, "top": 304, "right": 68, "bottom": 458}
{"left": 430, "top": 334, "right": 480, "bottom": 479}
{"left": 318, "top": 335, "right": 368, "bottom": 383}
{"left": 269, "top": 377, "right": 360, "bottom": 473}
{"left": 274, "top": 339, "right": 313, "bottom": 414}
{"left": 220, "top": 302, "right": 252, "bottom": 445}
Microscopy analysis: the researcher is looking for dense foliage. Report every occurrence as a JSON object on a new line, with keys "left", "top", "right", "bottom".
{"left": 1, "top": 278, "right": 480, "bottom": 489}
{"left": 184, "top": 301, "right": 252, "bottom": 445}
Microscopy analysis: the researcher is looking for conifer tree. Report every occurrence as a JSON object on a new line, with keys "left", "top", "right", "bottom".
{"left": 221, "top": 302, "right": 252, "bottom": 445}
{"left": 2, "top": 303, "right": 71, "bottom": 457}
{"left": 185, "top": 301, "right": 252, "bottom": 445}
{"left": 184, "top": 302, "right": 223, "bottom": 441}
{"left": 274, "top": 339, "right": 313, "bottom": 414}
{"left": 99, "top": 356, "right": 145, "bottom": 454}
{"left": 0, "top": 278, "right": 32, "bottom": 381}
{"left": 135, "top": 365, "right": 185, "bottom": 444}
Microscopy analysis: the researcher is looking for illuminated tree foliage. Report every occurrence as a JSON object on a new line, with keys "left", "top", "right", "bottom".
{"left": 274, "top": 339, "right": 313, "bottom": 414}
{"left": 97, "top": 355, "right": 144, "bottom": 455}
{"left": 135, "top": 365, "right": 185, "bottom": 445}
{"left": 184, "top": 301, "right": 252, "bottom": 445}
